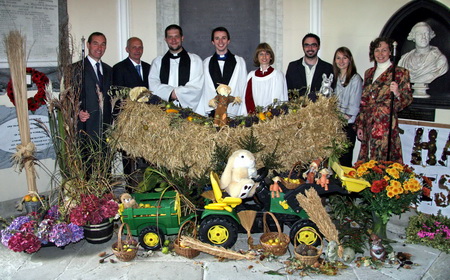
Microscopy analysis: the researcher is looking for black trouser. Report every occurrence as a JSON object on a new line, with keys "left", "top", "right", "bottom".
{"left": 339, "top": 123, "right": 357, "bottom": 167}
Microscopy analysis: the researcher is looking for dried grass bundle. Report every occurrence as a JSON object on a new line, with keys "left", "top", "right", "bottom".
{"left": 296, "top": 188, "right": 343, "bottom": 257}
{"left": 113, "top": 96, "right": 346, "bottom": 177}
{"left": 179, "top": 236, "right": 255, "bottom": 260}
{"left": 237, "top": 210, "right": 257, "bottom": 249}
{"left": 5, "top": 31, "right": 37, "bottom": 193}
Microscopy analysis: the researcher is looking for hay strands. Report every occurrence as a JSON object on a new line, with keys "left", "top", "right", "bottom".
{"left": 180, "top": 236, "right": 255, "bottom": 260}
{"left": 296, "top": 188, "right": 343, "bottom": 257}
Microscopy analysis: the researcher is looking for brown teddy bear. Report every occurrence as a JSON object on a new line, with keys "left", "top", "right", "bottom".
{"left": 120, "top": 193, "right": 138, "bottom": 209}
{"left": 208, "top": 84, "right": 241, "bottom": 127}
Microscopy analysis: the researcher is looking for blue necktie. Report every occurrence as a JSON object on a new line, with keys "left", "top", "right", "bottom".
{"left": 135, "top": 64, "right": 142, "bottom": 80}
{"left": 96, "top": 62, "right": 103, "bottom": 91}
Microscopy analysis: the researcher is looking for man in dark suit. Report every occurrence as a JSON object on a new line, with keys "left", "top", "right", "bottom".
{"left": 71, "top": 32, "right": 113, "bottom": 177}
{"left": 285, "top": 33, "right": 333, "bottom": 101}
{"left": 113, "top": 37, "right": 151, "bottom": 188}
{"left": 113, "top": 37, "right": 151, "bottom": 89}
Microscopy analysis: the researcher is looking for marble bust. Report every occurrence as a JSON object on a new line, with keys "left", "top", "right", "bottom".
{"left": 398, "top": 22, "right": 448, "bottom": 98}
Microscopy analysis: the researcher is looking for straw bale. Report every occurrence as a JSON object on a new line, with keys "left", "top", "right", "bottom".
{"left": 112, "top": 96, "right": 346, "bottom": 177}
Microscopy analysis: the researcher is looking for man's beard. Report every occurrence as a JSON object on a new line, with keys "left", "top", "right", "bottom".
{"left": 169, "top": 45, "right": 182, "bottom": 52}
{"left": 305, "top": 51, "right": 317, "bottom": 59}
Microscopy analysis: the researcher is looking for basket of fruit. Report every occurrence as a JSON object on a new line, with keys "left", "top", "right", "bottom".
{"left": 112, "top": 222, "right": 139, "bottom": 262}
{"left": 174, "top": 220, "right": 200, "bottom": 259}
{"left": 280, "top": 161, "right": 305, "bottom": 189}
{"left": 294, "top": 228, "right": 322, "bottom": 265}
{"left": 259, "top": 212, "right": 290, "bottom": 256}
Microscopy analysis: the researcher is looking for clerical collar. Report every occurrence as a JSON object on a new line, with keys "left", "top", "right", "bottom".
{"left": 169, "top": 52, "right": 181, "bottom": 59}
{"left": 216, "top": 53, "right": 227, "bottom": 61}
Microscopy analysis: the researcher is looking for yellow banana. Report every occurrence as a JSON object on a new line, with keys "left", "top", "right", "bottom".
{"left": 224, "top": 206, "right": 233, "bottom": 212}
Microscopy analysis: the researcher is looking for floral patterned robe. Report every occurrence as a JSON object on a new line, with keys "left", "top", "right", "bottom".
{"left": 356, "top": 65, "right": 412, "bottom": 163}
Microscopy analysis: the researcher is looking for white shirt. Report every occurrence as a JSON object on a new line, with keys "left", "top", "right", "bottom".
{"left": 334, "top": 74, "right": 362, "bottom": 123}
{"left": 302, "top": 58, "right": 318, "bottom": 94}
{"left": 246, "top": 67, "right": 288, "bottom": 110}
{"left": 149, "top": 52, "right": 204, "bottom": 110}
{"left": 196, "top": 54, "right": 247, "bottom": 117}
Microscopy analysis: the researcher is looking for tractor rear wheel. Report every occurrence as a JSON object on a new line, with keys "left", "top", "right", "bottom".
{"left": 198, "top": 216, "right": 238, "bottom": 248}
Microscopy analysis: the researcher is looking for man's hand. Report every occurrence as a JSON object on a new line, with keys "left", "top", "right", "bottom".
{"left": 357, "top": 128, "right": 364, "bottom": 141}
{"left": 170, "top": 90, "right": 178, "bottom": 101}
{"left": 79, "top": 110, "right": 90, "bottom": 122}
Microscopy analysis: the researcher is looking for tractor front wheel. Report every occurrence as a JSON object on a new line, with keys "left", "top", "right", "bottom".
{"left": 139, "top": 226, "right": 165, "bottom": 251}
{"left": 289, "top": 219, "right": 321, "bottom": 247}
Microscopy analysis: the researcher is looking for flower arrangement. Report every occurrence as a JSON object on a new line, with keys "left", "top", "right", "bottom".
{"left": 406, "top": 211, "right": 450, "bottom": 253}
{"left": 353, "top": 160, "right": 430, "bottom": 238}
{"left": 7, "top": 67, "right": 49, "bottom": 112}
{"left": 1, "top": 207, "right": 84, "bottom": 253}
{"left": 69, "top": 193, "right": 118, "bottom": 226}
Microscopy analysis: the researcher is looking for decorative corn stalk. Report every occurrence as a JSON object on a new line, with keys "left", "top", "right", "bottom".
{"left": 5, "top": 31, "right": 37, "bottom": 195}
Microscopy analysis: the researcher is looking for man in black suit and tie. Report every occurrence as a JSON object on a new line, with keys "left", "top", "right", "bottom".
{"left": 71, "top": 32, "right": 113, "bottom": 176}
{"left": 285, "top": 33, "right": 333, "bottom": 101}
{"left": 113, "top": 37, "right": 151, "bottom": 188}
{"left": 113, "top": 37, "right": 151, "bottom": 89}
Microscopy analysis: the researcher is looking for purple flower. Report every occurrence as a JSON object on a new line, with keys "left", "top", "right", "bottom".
{"left": 8, "top": 216, "right": 32, "bottom": 230}
{"left": 37, "top": 219, "right": 54, "bottom": 245}
{"left": 68, "top": 223, "right": 84, "bottom": 242}
{"left": 49, "top": 223, "right": 72, "bottom": 247}
{"left": 1, "top": 229, "right": 14, "bottom": 247}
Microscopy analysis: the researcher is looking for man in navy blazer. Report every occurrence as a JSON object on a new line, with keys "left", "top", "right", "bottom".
{"left": 69, "top": 32, "right": 113, "bottom": 177}
{"left": 113, "top": 37, "right": 151, "bottom": 187}
{"left": 72, "top": 32, "right": 113, "bottom": 141}
{"left": 113, "top": 37, "right": 151, "bottom": 89}
{"left": 286, "top": 33, "right": 333, "bottom": 101}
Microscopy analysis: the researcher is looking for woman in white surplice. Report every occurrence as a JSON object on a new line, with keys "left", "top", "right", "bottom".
{"left": 244, "top": 43, "right": 288, "bottom": 114}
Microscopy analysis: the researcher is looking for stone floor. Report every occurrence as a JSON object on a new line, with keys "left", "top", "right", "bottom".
{"left": 0, "top": 211, "right": 449, "bottom": 280}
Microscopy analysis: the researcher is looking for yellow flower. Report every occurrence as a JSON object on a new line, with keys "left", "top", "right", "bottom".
{"left": 402, "top": 181, "right": 411, "bottom": 191}
{"left": 396, "top": 187, "right": 404, "bottom": 194}
{"left": 384, "top": 175, "right": 390, "bottom": 182}
{"left": 386, "top": 168, "right": 400, "bottom": 179}
{"left": 390, "top": 180, "right": 401, "bottom": 188}
{"left": 357, "top": 166, "right": 368, "bottom": 177}
{"left": 387, "top": 190, "right": 395, "bottom": 198}
{"left": 390, "top": 162, "right": 404, "bottom": 171}
{"left": 366, "top": 161, "right": 376, "bottom": 169}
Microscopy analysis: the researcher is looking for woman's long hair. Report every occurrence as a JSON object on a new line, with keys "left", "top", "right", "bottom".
{"left": 332, "top": 46, "right": 357, "bottom": 87}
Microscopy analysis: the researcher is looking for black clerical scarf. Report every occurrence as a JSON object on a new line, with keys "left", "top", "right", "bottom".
{"left": 208, "top": 51, "right": 237, "bottom": 88}
{"left": 160, "top": 48, "right": 191, "bottom": 86}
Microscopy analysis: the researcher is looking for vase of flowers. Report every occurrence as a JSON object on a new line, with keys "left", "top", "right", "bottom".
{"left": 1, "top": 207, "right": 84, "bottom": 253}
{"left": 354, "top": 160, "right": 431, "bottom": 240}
{"left": 69, "top": 193, "right": 118, "bottom": 244}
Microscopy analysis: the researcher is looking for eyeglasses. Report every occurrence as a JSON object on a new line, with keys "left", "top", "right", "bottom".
{"left": 303, "top": 43, "right": 318, "bottom": 48}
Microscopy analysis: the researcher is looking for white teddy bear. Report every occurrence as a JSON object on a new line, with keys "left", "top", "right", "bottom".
{"left": 220, "top": 150, "right": 258, "bottom": 199}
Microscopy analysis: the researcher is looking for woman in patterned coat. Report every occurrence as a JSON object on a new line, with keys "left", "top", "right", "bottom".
{"left": 356, "top": 38, "right": 412, "bottom": 163}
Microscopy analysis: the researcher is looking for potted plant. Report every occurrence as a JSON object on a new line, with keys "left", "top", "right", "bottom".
{"left": 1, "top": 207, "right": 84, "bottom": 253}
{"left": 353, "top": 160, "right": 431, "bottom": 240}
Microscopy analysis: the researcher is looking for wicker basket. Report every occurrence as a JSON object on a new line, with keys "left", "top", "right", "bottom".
{"left": 174, "top": 220, "right": 200, "bottom": 259}
{"left": 293, "top": 228, "right": 323, "bottom": 265}
{"left": 259, "top": 212, "right": 290, "bottom": 256}
{"left": 112, "top": 223, "right": 139, "bottom": 262}
{"left": 280, "top": 161, "right": 305, "bottom": 189}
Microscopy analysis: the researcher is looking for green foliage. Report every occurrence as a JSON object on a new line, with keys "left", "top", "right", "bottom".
{"left": 405, "top": 211, "right": 450, "bottom": 253}
{"left": 237, "top": 128, "right": 265, "bottom": 154}
{"left": 210, "top": 142, "right": 232, "bottom": 174}
{"left": 261, "top": 139, "right": 282, "bottom": 171}
{"left": 136, "top": 166, "right": 168, "bottom": 193}
{"left": 328, "top": 195, "right": 371, "bottom": 253}
{"left": 136, "top": 163, "right": 208, "bottom": 207}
